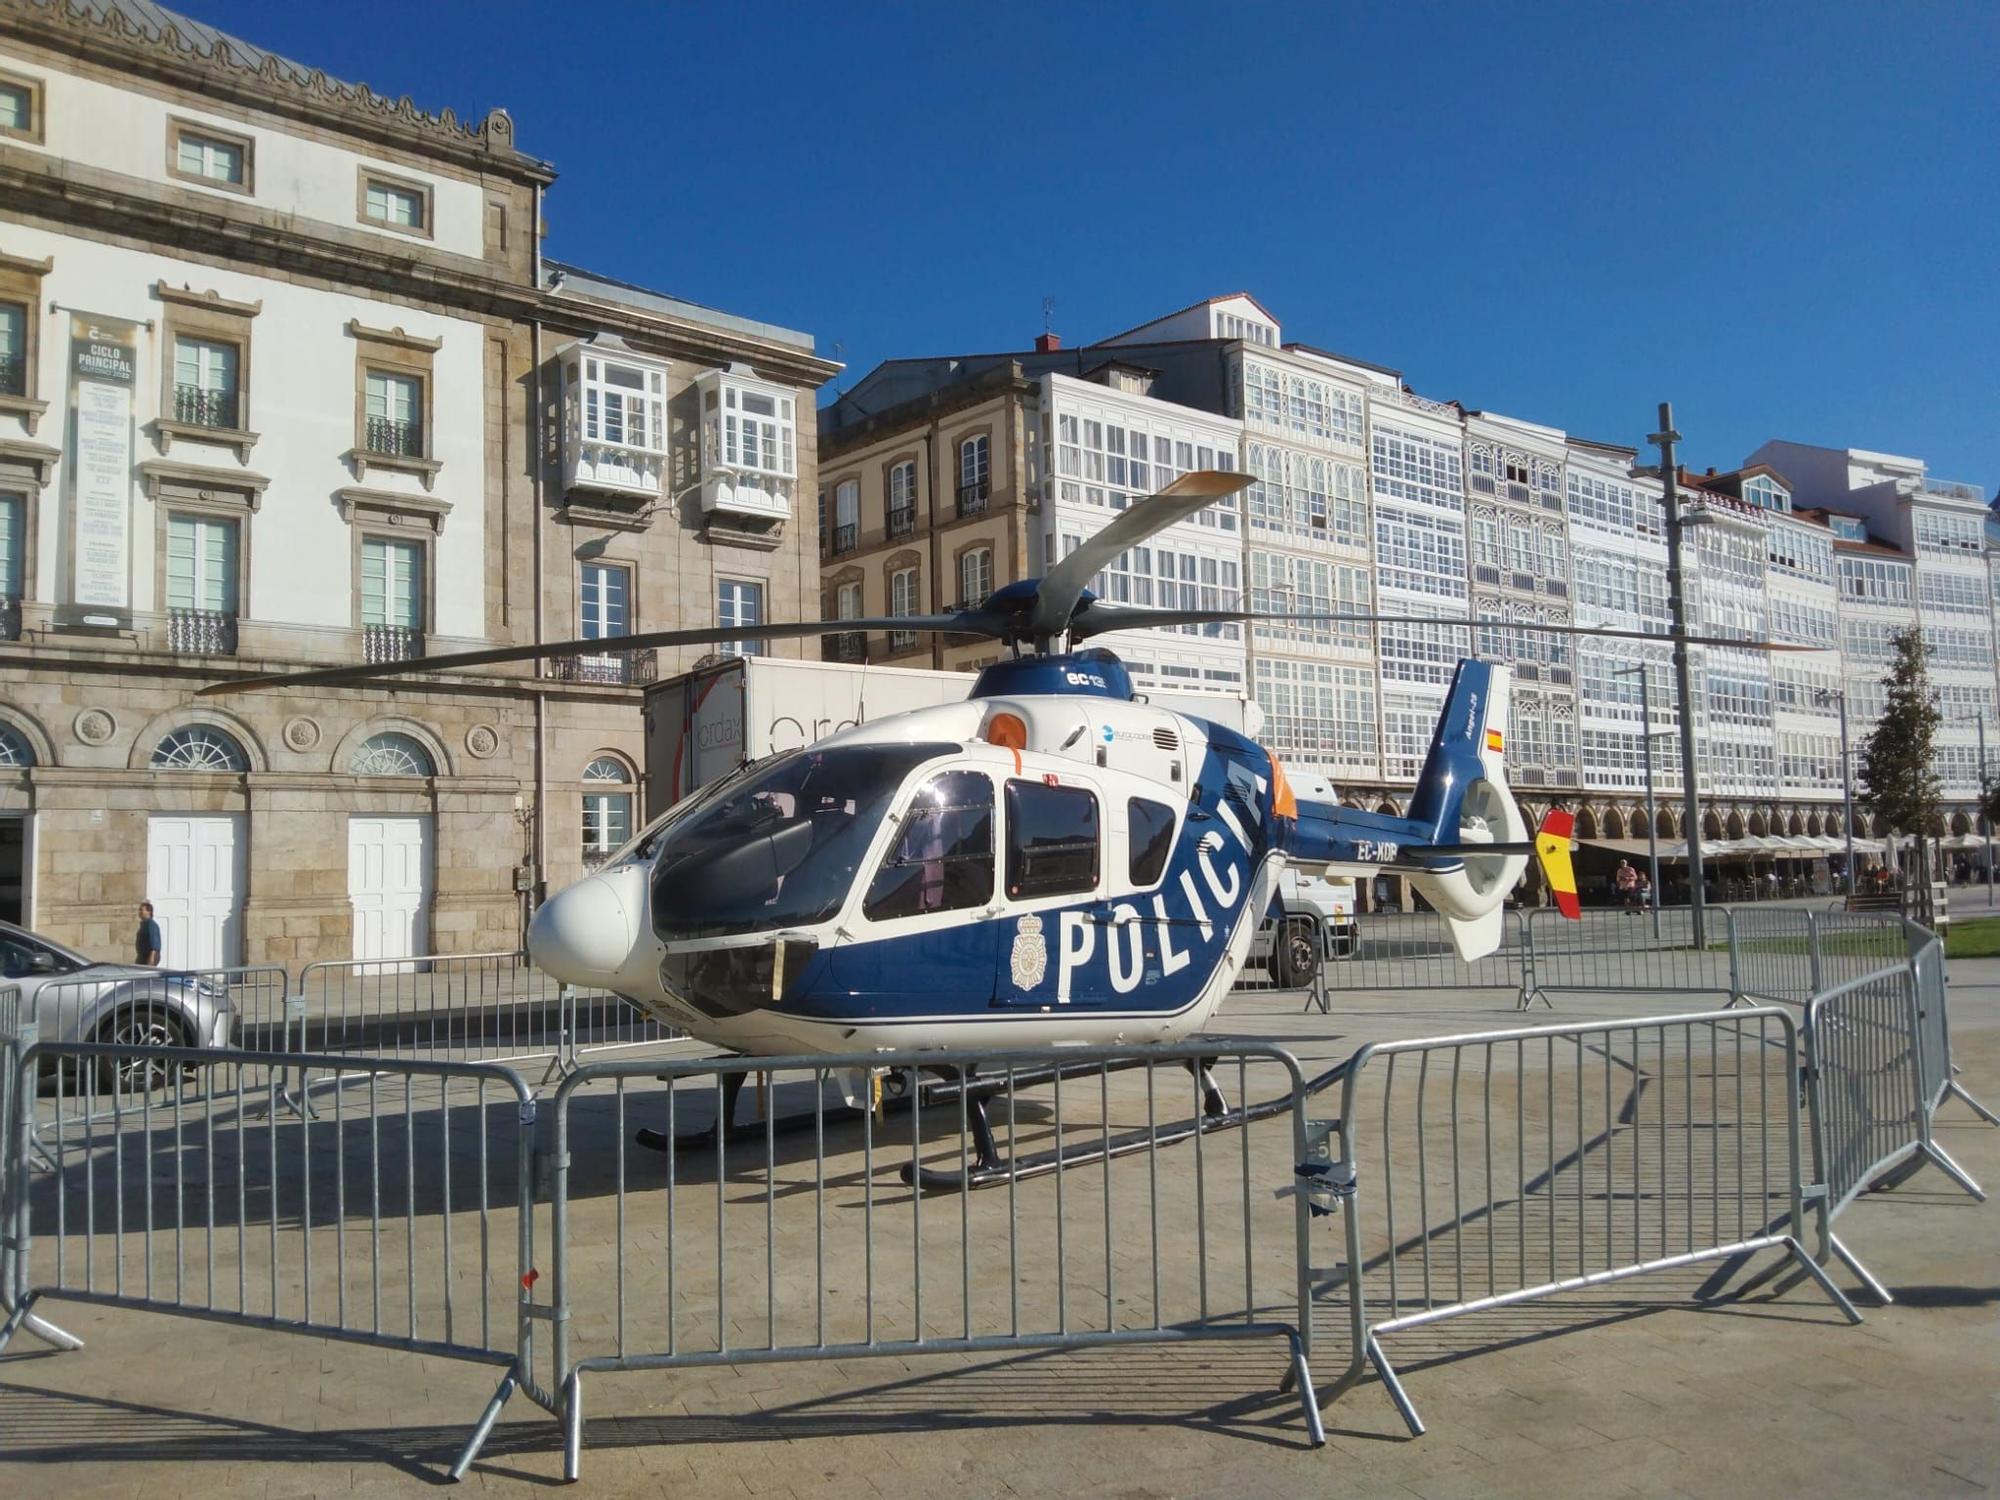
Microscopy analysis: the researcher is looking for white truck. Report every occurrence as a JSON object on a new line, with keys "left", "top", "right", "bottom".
{"left": 642, "top": 654, "right": 1354, "bottom": 986}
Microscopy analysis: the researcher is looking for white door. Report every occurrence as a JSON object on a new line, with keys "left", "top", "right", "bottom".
{"left": 146, "top": 814, "right": 245, "bottom": 970}
{"left": 348, "top": 815, "right": 431, "bottom": 968}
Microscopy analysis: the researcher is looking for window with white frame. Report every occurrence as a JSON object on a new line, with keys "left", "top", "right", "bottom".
{"left": 581, "top": 358, "right": 664, "bottom": 452}
{"left": 1741, "top": 474, "right": 1789, "bottom": 512}
{"left": 1372, "top": 504, "right": 1467, "bottom": 600}
{"left": 175, "top": 128, "right": 247, "bottom": 187}
{"left": 1565, "top": 469, "right": 1659, "bottom": 538}
{"left": 1248, "top": 551, "right": 1370, "bottom": 652}
{"left": 1767, "top": 524, "right": 1833, "bottom": 582}
{"left": 959, "top": 547, "right": 993, "bottom": 606}
{"left": 959, "top": 434, "right": 991, "bottom": 497}
{"left": 350, "top": 732, "right": 435, "bottom": 777}
{"left": 835, "top": 581, "right": 862, "bottom": 621}
{"left": 360, "top": 537, "right": 423, "bottom": 629}
{"left": 1371, "top": 425, "right": 1463, "bottom": 512}
{"left": 0, "top": 77, "right": 33, "bottom": 137}
{"left": 1837, "top": 555, "right": 1913, "bottom": 605}
{"left": 152, "top": 724, "right": 248, "bottom": 772}
{"left": 1920, "top": 570, "right": 1987, "bottom": 613}
{"left": 364, "top": 369, "right": 423, "bottom": 456}
{"left": 0, "top": 490, "right": 22, "bottom": 605}
{"left": 887, "top": 461, "right": 917, "bottom": 532}
{"left": 166, "top": 513, "right": 238, "bottom": 618}
{"left": 582, "top": 756, "right": 634, "bottom": 864}
{"left": 363, "top": 176, "right": 426, "bottom": 229}
{"left": 720, "top": 384, "right": 796, "bottom": 477}
{"left": 580, "top": 562, "right": 630, "bottom": 641}
{"left": 1914, "top": 509, "right": 1982, "bottom": 555}
{"left": 173, "top": 335, "right": 239, "bottom": 428}
{"left": 889, "top": 567, "right": 917, "bottom": 651}
{"left": 1253, "top": 657, "right": 1378, "bottom": 763}
{"left": 718, "top": 579, "right": 764, "bottom": 657}
{"left": 0, "top": 301, "right": 23, "bottom": 398}
{"left": 1240, "top": 360, "right": 1363, "bottom": 447}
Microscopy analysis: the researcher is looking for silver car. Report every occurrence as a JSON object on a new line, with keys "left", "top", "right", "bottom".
{"left": 0, "top": 921, "right": 235, "bottom": 1084}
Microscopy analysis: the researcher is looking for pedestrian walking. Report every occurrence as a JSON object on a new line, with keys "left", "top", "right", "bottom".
{"left": 135, "top": 901, "right": 162, "bottom": 966}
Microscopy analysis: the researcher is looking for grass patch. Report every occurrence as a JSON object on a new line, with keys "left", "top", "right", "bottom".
{"left": 1945, "top": 917, "right": 2000, "bottom": 960}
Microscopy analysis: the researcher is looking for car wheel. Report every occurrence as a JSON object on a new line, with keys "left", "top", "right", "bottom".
{"left": 91, "top": 1006, "right": 190, "bottom": 1094}
{"left": 1272, "top": 917, "right": 1319, "bottom": 990}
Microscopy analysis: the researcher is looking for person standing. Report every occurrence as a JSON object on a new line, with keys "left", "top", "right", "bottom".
{"left": 135, "top": 901, "right": 162, "bottom": 966}
{"left": 1614, "top": 859, "right": 1640, "bottom": 913}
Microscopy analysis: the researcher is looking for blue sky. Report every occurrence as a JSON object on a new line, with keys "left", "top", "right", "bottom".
{"left": 192, "top": 0, "right": 1997, "bottom": 487}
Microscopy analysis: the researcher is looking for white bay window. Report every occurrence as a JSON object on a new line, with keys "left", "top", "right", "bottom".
{"left": 698, "top": 365, "right": 798, "bottom": 522}
{"left": 560, "top": 340, "right": 668, "bottom": 503}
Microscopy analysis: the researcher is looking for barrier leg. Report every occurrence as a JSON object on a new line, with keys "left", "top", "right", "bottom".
{"left": 1787, "top": 1236, "right": 1864, "bottom": 1322}
{"left": 1918, "top": 1141, "right": 1986, "bottom": 1202}
{"left": 447, "top": 1371, "right": 517, "bottom": 1481}
{"left": 0, "top": 1291, "right": 83, "bottom": 1353}
{"left": 1827, "top": 1234, "right": 1892, "bottom": 1307}
{"left": 1287, "top": 1333, "right": 1326, "bottom": 1448}
{"left": 561, "top": 1369, "right": 583, "bottom": 1482}
{"left": 1944, "top": 1079, "right": 2000, "bottom": 1128}
{"left": 1367, "top": 1335, "right": 1424, "bottom": 1437}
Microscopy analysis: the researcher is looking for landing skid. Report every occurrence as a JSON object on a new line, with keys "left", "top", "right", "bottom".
{"left": 901, "top": 1059, "right": 1297, "bottom": 1194}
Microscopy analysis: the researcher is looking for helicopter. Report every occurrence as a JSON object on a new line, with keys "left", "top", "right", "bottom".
{"left": 202, "top": 470, "right": 1783, "bottom": 1160}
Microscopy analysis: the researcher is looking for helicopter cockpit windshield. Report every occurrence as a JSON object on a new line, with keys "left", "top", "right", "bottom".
{"left": 651, "top": 742, "right": 954, "bottom": 940}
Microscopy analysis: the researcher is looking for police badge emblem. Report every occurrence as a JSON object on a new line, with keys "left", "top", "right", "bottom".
{"left": 1009, "top": 913, "right": 1047, "bottom": 990}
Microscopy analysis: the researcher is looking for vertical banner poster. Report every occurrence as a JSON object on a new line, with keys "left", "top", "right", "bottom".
{"left": 68, "top": 313, "right": 138, "bottom": 628}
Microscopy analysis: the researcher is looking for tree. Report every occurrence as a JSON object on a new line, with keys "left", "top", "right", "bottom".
{"left": 1856, "top": 626, "right": 1942, "bottom": 920}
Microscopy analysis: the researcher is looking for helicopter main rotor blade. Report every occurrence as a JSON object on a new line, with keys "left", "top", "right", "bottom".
{"left": 195, "top": 612, "right": 991, "bottom": 697}
{"left": 1029, "top": 470, "right": 1252, "bottom": 641}
{"left": 1067, "top": 601, "right": 1822, "bottom": 653}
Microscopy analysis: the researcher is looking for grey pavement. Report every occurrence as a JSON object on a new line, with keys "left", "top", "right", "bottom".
{"left": 2, "top": 961, "right": 1997, "bottom": 1498}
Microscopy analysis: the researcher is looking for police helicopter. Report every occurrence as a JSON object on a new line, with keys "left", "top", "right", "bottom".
{"left": 202, "top": 471, "right": 1784, "bottom": 1174}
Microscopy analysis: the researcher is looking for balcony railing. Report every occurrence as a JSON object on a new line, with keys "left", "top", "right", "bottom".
{"left": 365, "top": 415, "right": 424, "bottom": 457}
{"left": 364, "top": 623, "right": 424, "bottom": 663}
{"left": 888, "top": 630, "right": 916, "bottom": 653}
{"left": 0, "top": 594, "right": 17, "bottom": 642}
{"left": 956, "top": 481, "right": 989, "bottom": 517}
{"left": 174, "top": 383, "right": 239, "bottom": 429}
{"left": 167, "top": 607, "right": 236, "bottom": 656}
{"left": 0, "top": 353, "right": 23, "bottom": 399}
{"left": 822, "top": 630, "right": 866, "bottom": 663}
{"left": 887, "top": 505, "right": 916, "bottom": 538}
{"left": 826, "top": 522, "right": 857, "bottom": 557}
{"left": 1923, "top": 477, "right": 1987, "bottom": 504}
{"left": 547, "top": 646, "right": 658, "bottom": 686}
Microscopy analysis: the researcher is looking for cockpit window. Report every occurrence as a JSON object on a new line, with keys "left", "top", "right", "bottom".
{"left": 863, "top": 770, "right": 994, "bottom": 922}
{"left": 1128, "top": 797, "right": 1176, "bottom": 887}
{"left": 1005, "top": 780, "right": 1100, "bottom": 900}
{"left": 651, "top": 743, "right": 952, "bottom": 939}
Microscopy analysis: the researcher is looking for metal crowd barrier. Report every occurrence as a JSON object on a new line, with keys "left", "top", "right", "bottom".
{"left": 1907, "top": 926, "right": 2000, "bottom": 1129}
{"left": 286, "top": 951, "right": 679, "bottom": 1072}
{"left": 537, "top": 1042, "right": 1327, "bottom": 1480}
{"left": 1518, "top": 907, "right": 1735, "bottom": 1010}
{"left": 1320, "top": 1007, "right": 1861, "bottom": 1436}
{"left": 0, "top": 1040, "right": 554, "bottom": 1479}
{"left": 1321, "top": 910, "right": 1530, "bottom": 1004}
{"left": 1728, "top": 909, "right": 1909, "bottom": 1009}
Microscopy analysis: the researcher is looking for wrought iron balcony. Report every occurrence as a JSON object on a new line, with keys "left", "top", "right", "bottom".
{"left": 364, "top": 415, "right": 424, "bottom": 457}
{"left": 822, "top": 630, "right": 866, "bottom": 663}
{"left": 363, "top": 623, "right": 424, "bottom": 663}
{"left": 0, "top": 352, "right": 23, "bottom": 399}
{"left": 887, "top": 505, "right": 916, "bottom": 538}
{"left": 547, "top": 646, "right": 658, "bottom": 686}
{"left": 888, "top": 631, "right": 917, "bottom": 653}
{"left": 168, "top": 607, "right": 237, "bottom": 656}
{"left": 174, "top": 383, "right": 239, "bottom": 429}
{"left": 826, "top": 522, "right": 858, "bottom": 557}
{"left": 956, "top": 481, "right": 989, "bottom": 517}
{"left": 0, "top": 594, "right": 17, "bottom": 642}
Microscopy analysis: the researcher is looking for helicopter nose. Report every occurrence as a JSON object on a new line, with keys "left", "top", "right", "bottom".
{"left": 528, "top": 871, "right": 640, "bottom": 984}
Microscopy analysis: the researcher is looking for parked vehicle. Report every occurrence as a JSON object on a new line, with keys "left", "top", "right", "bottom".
{"left": 0, "top": 920, "right": 235, "bottom": 1088}
{"left": 1249, "top": 868, "right": 1359, "bottom": 987}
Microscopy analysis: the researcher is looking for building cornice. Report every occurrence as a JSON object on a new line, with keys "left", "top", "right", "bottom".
{"left": 2, "top": 160, "right": 840, "bottom": 386}
{"left": 0, "top": 0, "right": 556, "bottom": 185}
{"left": 821, "top": 363, "right": 1039, "bottom": 460}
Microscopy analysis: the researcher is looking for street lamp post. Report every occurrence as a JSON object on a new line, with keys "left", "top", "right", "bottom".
{"left": 1649, "top": 403, "right": 1707, "bottom": 947}
{"left": 1816, "top": 687, "right": 1856, "bottom": 899}
{"left": 1613, "top": 661, "right": 1663, "bottom": 938}
{"left": 1980, "top": 710, "right": 1993, "bottom": 909}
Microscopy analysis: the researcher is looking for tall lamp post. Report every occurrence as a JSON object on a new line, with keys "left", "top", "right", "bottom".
{"left": 1650, "top": 404, "right": 1708, "bottom": 946}
{"left": 1815, "top": 687, "right": 1857, "bottom": 899}
{"left": 1980, "top": 710, "right": 1994, "bottom": 909}
{"left": 1613, "top": 660, "right": 1664, "bottom": 938}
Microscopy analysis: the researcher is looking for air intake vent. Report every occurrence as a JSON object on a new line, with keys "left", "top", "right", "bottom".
{"left": 1152, "top": 727, "right": 1179, "bottom": 751}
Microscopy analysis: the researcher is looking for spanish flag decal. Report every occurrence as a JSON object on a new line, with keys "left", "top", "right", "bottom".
{"left": 1485, "top": 728, "right": 1504, "bottom": 753}
{"left": 1535, "top": 808, "right": 1581, "bottom": 919}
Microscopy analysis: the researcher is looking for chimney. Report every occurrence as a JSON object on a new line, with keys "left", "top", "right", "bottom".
{"left": 1034, "top": 332, "right": 1062, "bottom": 353}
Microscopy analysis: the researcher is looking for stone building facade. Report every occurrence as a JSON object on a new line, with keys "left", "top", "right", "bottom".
{"left": 0, "top": 0, "right": 834, "bottom": 969}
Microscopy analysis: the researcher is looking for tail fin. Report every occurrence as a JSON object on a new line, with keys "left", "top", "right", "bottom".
{"left": 1406, "top": 660, "right": 1530, "bottom": 959}
{"left": 1536, "top": 809, "right": 1582, "bottom": 918}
